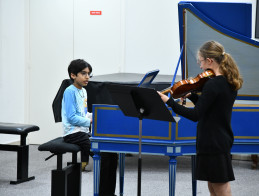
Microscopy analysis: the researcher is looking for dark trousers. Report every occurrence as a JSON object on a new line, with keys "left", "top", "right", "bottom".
{"left": 64, "top": 132, "right": 93, "bottom": 162}
{"left": 99, "top": 152, "right": 118, "bottom": 196}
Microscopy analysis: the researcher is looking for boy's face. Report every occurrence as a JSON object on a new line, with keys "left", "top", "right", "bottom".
{"left": 71, "top": 67, "right": 91, "bottom": 89}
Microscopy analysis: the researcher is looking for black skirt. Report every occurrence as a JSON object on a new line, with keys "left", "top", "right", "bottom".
{"left": 196, "top": 153, "right": 235, "bottom": 183}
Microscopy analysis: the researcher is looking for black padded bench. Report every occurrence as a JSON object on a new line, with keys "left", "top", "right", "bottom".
{"left": 38, "top": 137, "right": 82, "bottom": 196}
{"left": 0, "top": 122, "right": 39, "bottom": 184}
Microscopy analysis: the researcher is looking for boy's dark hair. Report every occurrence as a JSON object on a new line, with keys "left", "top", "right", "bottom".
{"left": 68, "top": 59, "right": 92, "bottom": 81}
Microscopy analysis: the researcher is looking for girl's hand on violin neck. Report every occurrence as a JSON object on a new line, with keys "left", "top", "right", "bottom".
{"left": 157, "top": 91, "right": 170, "bottom": 103}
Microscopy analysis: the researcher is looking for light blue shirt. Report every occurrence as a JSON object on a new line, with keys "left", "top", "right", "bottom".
{"left": 62, "top": 84, "right": 91, "bottom": 136}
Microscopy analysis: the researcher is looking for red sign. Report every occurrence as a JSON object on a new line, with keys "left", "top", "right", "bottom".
{"left": 90, "top": 11, "right": 102, "bottom": 15}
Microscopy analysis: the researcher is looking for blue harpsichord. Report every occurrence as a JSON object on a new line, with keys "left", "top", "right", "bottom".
{"left": 89, "top": 2, "right": 259, "bottom": 196}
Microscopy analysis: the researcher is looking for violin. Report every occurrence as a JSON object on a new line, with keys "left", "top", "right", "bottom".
{"left": 161, "top": 69, "right": 215, "bottom": 99}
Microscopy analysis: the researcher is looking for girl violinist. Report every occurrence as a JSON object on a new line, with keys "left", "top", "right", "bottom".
{"left": 158, "top": 40, "right": 243, "bottom": 196}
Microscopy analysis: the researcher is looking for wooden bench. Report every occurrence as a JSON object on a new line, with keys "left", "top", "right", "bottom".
{"left": 0, "top": 122, "right": 39, "bottom": 184}
{"left": 38, "top": 137, "right": 82, "bottom": 196}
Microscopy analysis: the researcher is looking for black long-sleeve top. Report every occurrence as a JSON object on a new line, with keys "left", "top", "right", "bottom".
{"left": 166, "top": 76, "right": 237, "bottom": 154}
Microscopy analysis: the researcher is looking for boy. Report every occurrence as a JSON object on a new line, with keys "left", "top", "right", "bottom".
{"left": 62, "top": 59, "right": 94, "bottom": 171}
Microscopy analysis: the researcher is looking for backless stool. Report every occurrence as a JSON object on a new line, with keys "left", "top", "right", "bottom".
{"left": 0, "top": 122, "right": 39, "bottom": 184}
{"left": 38, "top": 137, "right": 82, "bottom": 196}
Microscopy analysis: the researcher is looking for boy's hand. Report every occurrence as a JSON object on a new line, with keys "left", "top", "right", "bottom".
{"left": 86, "top": 112, "right": 93, "bottom": 123}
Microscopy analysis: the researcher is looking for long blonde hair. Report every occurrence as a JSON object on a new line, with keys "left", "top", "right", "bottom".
{"left": 199, "top": 41, "right": 243, "bottom": 91}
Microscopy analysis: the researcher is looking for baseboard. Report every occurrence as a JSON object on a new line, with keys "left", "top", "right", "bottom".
{"left": 8, "top": 141, "right": 20, "bottom": 145}
{"left": 232, "top": 154, "right": 254, "bottom": 161}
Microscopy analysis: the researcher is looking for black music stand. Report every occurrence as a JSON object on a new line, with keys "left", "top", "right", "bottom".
{"left": 107, "top": 84, "right": 176, "bottom": 196}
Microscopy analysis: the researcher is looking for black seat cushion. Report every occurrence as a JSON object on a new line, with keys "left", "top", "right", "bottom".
{"left": 0, "top": 122, "right": 39, "bottom": 135}
{"left": 38, "top": 137, "right": 81, "bottom": 154}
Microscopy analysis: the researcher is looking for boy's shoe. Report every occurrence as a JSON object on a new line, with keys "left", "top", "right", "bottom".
{"left": 83, "top": 166, "right": 92, "bottom": 172}
{"left": 82, "top": 162, "right": 92, "bottom": 172}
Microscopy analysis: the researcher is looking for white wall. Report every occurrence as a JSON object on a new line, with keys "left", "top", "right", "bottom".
{"left": 0, "top": 0, "right": 25, "bottom": 143}
{"left": 124, "top": 0, "right": 180, "bottom": 74}
{"left": 28, "top": 0, "right": 123, "bottom": 143}
{"left": 74, "top": 0, "right": 122, "bottom": 75}
{"left": 124, "top": 0, "right": 258, "bottom": 74}
{"left": 28, "top": 0, "right": 74, "bottom": 143}
{"left": 0, "top": 0, "right": 257, "bottom": 144}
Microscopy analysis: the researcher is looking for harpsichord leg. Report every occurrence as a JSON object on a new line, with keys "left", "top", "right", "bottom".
{"left": 93, "top": 152, "right": 101, "bottom": 196}
{"left": 169, "top": 156, "right": 177, "bottom": 196}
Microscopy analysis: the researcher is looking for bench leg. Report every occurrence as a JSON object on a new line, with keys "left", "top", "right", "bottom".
{"left": 51, "top": 154, "right": 81, "bottom": 196}
{"left": 67, "top": 163, "right": 81, "bottom": 196}
{"left": 52, "top": 169, "right": 67, "bottom": 196}
{"left": 10, "top": 145, "right": 35, "bottom": 184}
{"left": 51, "top": 164, "right": 81, "bottom": 196}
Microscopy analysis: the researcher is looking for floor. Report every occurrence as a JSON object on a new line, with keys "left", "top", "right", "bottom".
{"left": 0, "top": 145, "right": 259, "bottom": 196}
